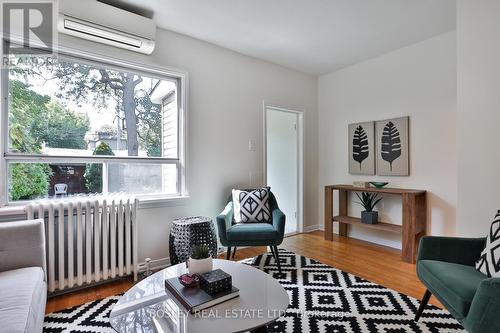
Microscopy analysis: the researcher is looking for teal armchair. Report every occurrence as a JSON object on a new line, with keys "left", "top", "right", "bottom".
{"left": 216, "top": 190, "right": 285, "bottom": 272}
{"left": 415, "top": 236, "right": 500, "bottom": 333}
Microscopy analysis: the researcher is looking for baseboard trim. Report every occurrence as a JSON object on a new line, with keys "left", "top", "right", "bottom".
{"left": 320, "top": 228, "right": 401, "bottom": 250}
{"left": 137, "top": 257, "right": 171, "bottom": 272}
{"left": 138, "top": 247, "right": 248, "bottom": 273}
{"left": 303, "top": 224, "right": 320, "bottom": 232}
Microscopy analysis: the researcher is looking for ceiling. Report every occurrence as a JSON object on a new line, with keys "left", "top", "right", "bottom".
{"left": 101, "top": 0, "right": 456, "bottom": 75}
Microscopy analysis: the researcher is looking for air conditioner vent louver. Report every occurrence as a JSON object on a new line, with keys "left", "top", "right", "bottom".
{"left": 63, "top": 17, "right": 143, "bottom": 48}
{"left": 58, "top": 0, "right": 156, "bottom": 55}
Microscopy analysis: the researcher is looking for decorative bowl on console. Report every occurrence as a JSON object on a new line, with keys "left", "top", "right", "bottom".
{"left": 369, "top": 182, "right": 389, "bottom": 189}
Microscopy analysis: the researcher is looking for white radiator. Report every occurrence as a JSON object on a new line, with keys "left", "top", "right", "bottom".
{"left": 27, "top": 196, "right": 139, "bottom": 293}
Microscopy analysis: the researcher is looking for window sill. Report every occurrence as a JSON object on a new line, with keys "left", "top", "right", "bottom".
{"left": 136, "top": 195, "right": 190, "bottom": 209}
{"left": 0, "top": 195, "right": 190, "bottom": 217}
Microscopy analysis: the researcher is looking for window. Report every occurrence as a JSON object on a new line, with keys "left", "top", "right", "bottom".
{"left": 1, "top": 46, "right": 186, "bottom": 203}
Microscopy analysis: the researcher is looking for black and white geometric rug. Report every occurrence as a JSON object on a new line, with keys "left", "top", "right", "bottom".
{"left": 44, "top": 250, "right": 464, "bottom": 332}
{"left": 44, "top": 295, "right": 120, "bottom": 332}
{"left": 242, "top": 250, "right": 464, "bottom": 333}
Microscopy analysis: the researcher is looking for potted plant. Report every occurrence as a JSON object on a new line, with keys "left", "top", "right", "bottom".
{"left": 186, "top": 245, "right": 213, "bottom": 274}
{"left": 355, "top": 192, "right": 382, "bottom": 224}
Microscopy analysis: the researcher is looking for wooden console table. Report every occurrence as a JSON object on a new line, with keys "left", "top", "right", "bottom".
{"left": 324, "top": 184, "right": 427, "bottom": 263}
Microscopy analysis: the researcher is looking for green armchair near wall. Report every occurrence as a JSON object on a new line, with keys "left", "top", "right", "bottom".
{"left": 216, "top": 190, "right": 285, "bottom": 273}
{"left": 415, "top": 236, "right": 500, "bottom": 333}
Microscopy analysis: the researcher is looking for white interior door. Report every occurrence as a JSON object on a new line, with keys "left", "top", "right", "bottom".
{"left": 266, "top": 107, "right": 299, "bottom": 234}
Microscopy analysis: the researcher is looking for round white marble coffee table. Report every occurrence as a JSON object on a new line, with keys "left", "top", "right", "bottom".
{"left": 109, "top": 259, "right": 289, "bottom": 333}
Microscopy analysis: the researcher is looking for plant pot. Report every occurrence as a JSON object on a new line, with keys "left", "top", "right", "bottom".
{"left": 187, "top": 257, "right": 213, "bottom": 274}
{"left": 361, "top": 211, "right": 378, "bottom": 224}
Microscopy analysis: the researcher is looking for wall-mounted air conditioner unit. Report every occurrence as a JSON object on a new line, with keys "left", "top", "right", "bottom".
{"left": 58, "top": 0, "right": 156, "bottom": 54}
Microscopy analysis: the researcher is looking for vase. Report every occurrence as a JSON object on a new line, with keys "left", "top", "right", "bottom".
{"left": 187, "top": 257, "right": 213, "bottom": 274}
{"left": 361, "top": 211, "right": 378, "bottom": 224}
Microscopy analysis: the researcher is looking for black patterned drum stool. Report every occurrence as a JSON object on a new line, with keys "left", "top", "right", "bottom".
{"left": 169, "top": 216, "right": 218, "bottom": 265}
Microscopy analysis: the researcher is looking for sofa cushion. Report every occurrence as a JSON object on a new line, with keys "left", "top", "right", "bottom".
{"left": 226, "top": 223, "right": 278, "bottom": 241}
{"left": 417, "top": 260, "right": 487, "bottom": 320}
{"left": 0, "top": 267, "right": 47, "bottom": 333}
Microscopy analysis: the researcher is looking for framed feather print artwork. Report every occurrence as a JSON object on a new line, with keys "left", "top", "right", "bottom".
{"left": 376, "top": 116, "right": 409, "bottom": 176}
{"left": 348, "top": 121, "right": 375, "bottom": 175}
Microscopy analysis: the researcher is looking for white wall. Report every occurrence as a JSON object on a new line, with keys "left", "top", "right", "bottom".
{"left": 318, "top": 31, "right": 457, "bottom": 248}
{"left": 457, "top": 0, "right": 500, "bottom": 236}
{"left": 56, "top": 28, "right": 318, "bottom": 263}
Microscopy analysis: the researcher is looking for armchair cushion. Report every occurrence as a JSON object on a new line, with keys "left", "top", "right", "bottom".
{"left": 417, "top": 260, "right": 487, "bottom": 320}
{"left": 232, "top": 188, "right": 271, "bottom": 223}
{"left": 476, "top": 210, "right": 500, "bottom": 277}
{"left": 226, "top": 223, "right": 278, "bottom": 241}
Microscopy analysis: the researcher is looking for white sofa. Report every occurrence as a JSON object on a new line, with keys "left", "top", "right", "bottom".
{"left": 0, "top": 219, "right": 47, "bottom": 333}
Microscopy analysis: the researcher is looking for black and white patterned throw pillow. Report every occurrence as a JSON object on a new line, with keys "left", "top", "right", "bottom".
{"left": 232, "top": 187, "right": 271, "bottom": 223}
{"left": 476, "top": 210, "right": 500, "bottom": 277}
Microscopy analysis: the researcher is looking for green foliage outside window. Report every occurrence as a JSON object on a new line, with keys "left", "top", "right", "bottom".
{"left": 84, "top": 142, "right": 115, "bottom": 193}
{"left": 8, "top": 80, "right": 89, "bottom": 200}
{"left": 44, "top": 101, "right": 90, "bottom": 149}
{"left": 10, "top": 164, "right": 53, "bottom": 200}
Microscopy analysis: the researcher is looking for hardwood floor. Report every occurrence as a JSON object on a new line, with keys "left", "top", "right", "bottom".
{"left": 45, "top": 279, "right": 134, "bottom": 314}
{"left": 46, "top": 231, "right": 439, "bottom": 314}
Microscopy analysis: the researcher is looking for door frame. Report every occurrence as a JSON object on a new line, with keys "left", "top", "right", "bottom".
{"left": 262, "top": 102, "right": 304, "bottom": 235}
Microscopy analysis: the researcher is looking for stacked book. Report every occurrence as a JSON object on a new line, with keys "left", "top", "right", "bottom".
{"left": 165, "top": 269, "right": 239, "bottom": 314}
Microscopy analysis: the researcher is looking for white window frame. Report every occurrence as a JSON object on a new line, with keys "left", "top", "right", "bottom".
{"left": 0, "top": 42, "right": 189, "bottom": 207}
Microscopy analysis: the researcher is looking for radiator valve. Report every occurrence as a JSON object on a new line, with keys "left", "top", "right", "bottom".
{"left": 144, "top": 257, "right": 152, "bottom": 276}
